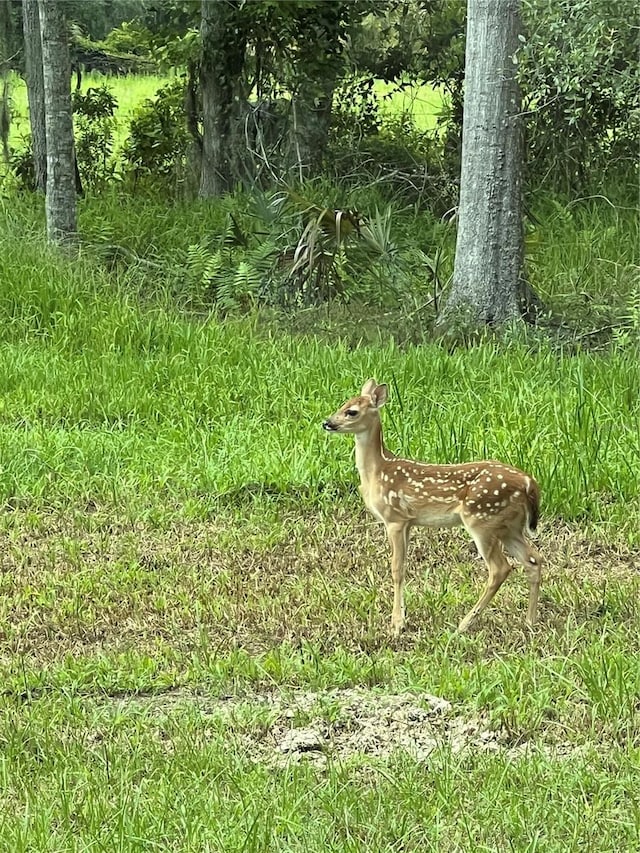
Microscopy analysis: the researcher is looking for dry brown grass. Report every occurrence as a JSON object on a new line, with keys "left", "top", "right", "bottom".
{"left": 1, "top": 509, "right": 638, "bottom": 668}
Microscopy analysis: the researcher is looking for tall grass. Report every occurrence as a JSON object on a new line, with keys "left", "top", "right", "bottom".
{"left": 0, "top": 203, "right": 638, "bottom": 540}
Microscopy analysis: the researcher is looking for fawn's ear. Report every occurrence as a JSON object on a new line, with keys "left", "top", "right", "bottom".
{"left": 369, "top": 383, "right": 388, "bottom": 409}
{"left": 361, "top": 378, "right": 378, "bottom": 397}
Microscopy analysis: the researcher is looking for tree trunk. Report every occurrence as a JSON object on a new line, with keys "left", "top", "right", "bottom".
{"left": 289, "top": 77, "right": 336, "bottom": 180}
{"left": 38, "top": 0, "right": 77, "bottom": 244}
{"left": 286, "top": 4, "right": 345, "bottom": 180}
{"left": 199, "top": 0, "right": 247, "bottom": 198}
{"left": 22, "top": 0, "right": 47, "bottom": 191}
{"left": 438, "top": 0, "right": 528, "bottom": 329}
{"left": 0, "top": 0, "right": 12, "bottom": 165}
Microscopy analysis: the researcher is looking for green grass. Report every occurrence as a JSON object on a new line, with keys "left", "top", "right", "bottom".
{"left": 8, "top": 71, "right": 171, "bottom": 152}
{"left": 1, "top": 687, "right": 637, "bottom": 851}
{"left": 375, "top": 80, "right": 447, "bottom": 131}
{"left": 0, "top": 203, "right": 638, "bottom": 534}
{"left": 1, "top": 94, "right": 639, "bottom": 849}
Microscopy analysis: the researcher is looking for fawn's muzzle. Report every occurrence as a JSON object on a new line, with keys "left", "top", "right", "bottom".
{"left": 323, "top": 419, "right": 338, "bottom": 431}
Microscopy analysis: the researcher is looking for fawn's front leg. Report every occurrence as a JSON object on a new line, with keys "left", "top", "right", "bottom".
{"left": 387, "top": 521, "right": 410, "bottom": 636}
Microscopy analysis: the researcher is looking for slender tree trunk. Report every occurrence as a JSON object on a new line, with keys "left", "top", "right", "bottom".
{"left": 438, "top": 0, "right": 527, "bottom": 329}
{"left": 199, "top": 0, "right": 246, "bottom": 197}
{"left": 0, "top": 0, "right": 12, "bottom": 165}
{"left": 38, "top": 0, "right": 77, "bottom": 244}
{"left": 22, "top": 0, "right": 47, "bottom": 191}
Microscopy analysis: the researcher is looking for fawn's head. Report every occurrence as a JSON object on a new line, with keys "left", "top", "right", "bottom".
{"left": 323, "top": 379, "right": 388, "bottom": 434}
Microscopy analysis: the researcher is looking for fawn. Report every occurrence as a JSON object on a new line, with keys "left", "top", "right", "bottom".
{"left": 323, "top": 379, "right": 542, "bottom": 635}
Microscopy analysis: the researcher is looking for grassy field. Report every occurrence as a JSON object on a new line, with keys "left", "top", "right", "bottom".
{"left": 0, "top": 189, "right": 639, "bottom": 850}
{"left": 7, "top": 72, "right": 445, "bottom": 155}
{"left": 7, "top": 71, "right": 168, "bottom": 153}
{"left": 2, "top": 72, "right": 640, "bottom": 851}
{"left": 375, "top": 80, "right": 447, "bottom": 131}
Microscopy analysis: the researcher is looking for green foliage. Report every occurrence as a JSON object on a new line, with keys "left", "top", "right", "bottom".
{"left": 9, "top": 84, "right": 119, "bottom": 193}
{"left": 72, "top": 85, "right": 117, "bottom": 120}
{"left": 184, "top": 237, "right": 269, "bottom": 312}
{"left": 520, "top": 0, "right": 640, "bottom": 189}
{"left": 351, "top": 1, "right": 466, "bottom": 159}
{"left": 63, "top": 0, "right": 146, "bottom": 42}
{"left": 9, "top": 145, "right": 36, "bottom": 192}
{"left": 177, "top": 187, "right": 442, "bottom": 311}
{"left": 121, "top": 80, "right": 191, "bottom": 189}
{"left": 331, "top": 74, "right": 382, "bottom": 141}
{"left": 330, "top": 106, "right": 455, "bottom": 213}
{"left": 72, "top": 86, "right": 118, "bottom": 189}
{"left": 100, "top": 19, "right": 154, "bottom": 56}
{"left": 183, "top": 192, "right": 369, "bottom": 309}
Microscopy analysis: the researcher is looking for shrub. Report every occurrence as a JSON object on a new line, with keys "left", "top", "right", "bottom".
{"left": 121, "top": 81, "right": 192, "bottom": 191}
{"left": 520, "top": 0, "right": 639, "bottom": 190}
{"left": 72, "top": 85, "right": 118, "bottom": 190}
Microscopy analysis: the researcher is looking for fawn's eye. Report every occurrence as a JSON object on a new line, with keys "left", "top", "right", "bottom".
{"left": 346, "top": 409, "right": 358, "bottom": 417}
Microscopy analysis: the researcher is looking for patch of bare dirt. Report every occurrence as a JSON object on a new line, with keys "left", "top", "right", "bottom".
{"left": 125, "top": 686, "right": 594, "bottom": 768}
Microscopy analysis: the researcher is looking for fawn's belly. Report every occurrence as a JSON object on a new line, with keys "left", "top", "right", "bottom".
{"left": 364, "top": 485, "right": 462, "bottom": 528}
{"left": 415, "top": 506, "right": 462, "bottom": 528}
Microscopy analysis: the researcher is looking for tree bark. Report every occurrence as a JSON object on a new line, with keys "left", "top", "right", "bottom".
{"left": 38, "top": 0, "right": 77, "bottom": 244}
{"left": 289, "top": 77, "right": 336, "bottom": 180}
{"left": 286, "top": 4, "right": 345, "bottom": 179}
{"left": 0, "top": 0, "right": 12, "bottom": 165}
{"left": 22, "top": 0, "right": 47, "bottom": 191}
{"left": 199, "top": 0, "right": 247, "bottom": 197}
{"left": 438, "top": 0, "right": 528, "bottom": 329}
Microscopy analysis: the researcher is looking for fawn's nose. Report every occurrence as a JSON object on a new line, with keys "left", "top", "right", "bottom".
{"left": 323, "top": 419, "right": 337, "bottom": 431}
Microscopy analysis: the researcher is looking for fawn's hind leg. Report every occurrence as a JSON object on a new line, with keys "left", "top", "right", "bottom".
{"left": 503, "top": 535, "right": 543, "bottom": 627}
{"left": 457, "top": 522, "right": 513, "bottom": 633}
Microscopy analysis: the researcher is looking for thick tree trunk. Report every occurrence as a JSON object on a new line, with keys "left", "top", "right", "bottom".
{"left": 38, "top": 0, "right": 77, "bottom": 244}
{"left": 287, "top": 5, "right": 344, "bottom": 179}
{"left": 22, "top": 0, "right": 47, "bottom": 191}
{"left": 199, "top": 0, "right": 246, "bottom": 198}
{"left": 289, "top": 78, "right": 336, "bottom": 179}
{"left": 438, "top": 0, "right": 528, "bottom": 329}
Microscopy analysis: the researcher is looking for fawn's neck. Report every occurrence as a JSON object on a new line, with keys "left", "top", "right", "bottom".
{"left": 354, "top": 416, "right": 389, "bottom": 484}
